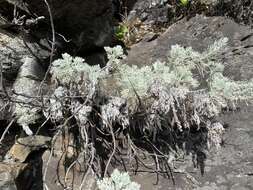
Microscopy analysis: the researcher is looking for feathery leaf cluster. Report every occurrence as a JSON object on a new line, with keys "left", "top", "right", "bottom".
{"left": 97, "top": 169, "right": 140, "bottom": 190}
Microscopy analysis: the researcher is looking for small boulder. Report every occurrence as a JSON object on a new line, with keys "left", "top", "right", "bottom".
{"left": 6, "top": 135, "right": 51, "bottom": 162}
{"left": 0, "top": 162, "right": 28, "bottom": 190}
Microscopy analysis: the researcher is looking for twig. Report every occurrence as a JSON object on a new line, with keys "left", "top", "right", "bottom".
{"left": 79, "top": 146, "right": 95, "bottom": 190}
{"left": 96, "top": 112, "right": 116, "bottom": 177}
{"left": 64, "top": 151, "right": 86, "bottom": 188}
{"left": 35, "top": 116, "right": 51, "bottom": 135}
{"left": 0, "top": 119, "right": 15, "bottom": 144}
{"left": 56, "top": 32, "right": 71, "bottom": 43}
{"left": 64, "top": 158, "right": 79, "bottom": 186}
{"left": 154, "top": 154, "right": 160, "bottom": 185}
{"left": 0, "top": 102, "right": 9, "bottom": 113}
{"left": 0, "top": 62, "right": 11, "bottom": 101}
{"left": 38, "top": 0, "right": 56, "bottom": 96}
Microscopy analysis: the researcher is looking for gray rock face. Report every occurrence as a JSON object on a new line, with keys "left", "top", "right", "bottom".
{"left": 126, "top": 15, "right": 253, "bottom": 80}
{"left": 12, "top": 56, "right": 46, "bottom": 135}
{"left": 0, "top": 32, "right": 49, "bottom": 121}
{"left": 0, "top": 32, "right": 48, "bottom": 83}
{"left": 125, "top": 0, "right": 170, "bottom": 25}
{"left": 124, "top": 0, "right": 253, "bottom": 27}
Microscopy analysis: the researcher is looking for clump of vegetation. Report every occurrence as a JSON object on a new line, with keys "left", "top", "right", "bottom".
{"left": 115, "top": 38, "right": 253, "bottom": 117}
{"left": 115, "top": 24, "right": 129, "bottom": 41}
{"left": 113, "top": 14, "right": 154, "bottom": 47}
{"left": 50, "top": 53, "right": 106, "bottom": 86}
{"left": 113, "top": 11, "right": 144, "bottom": 46}
{"left": 16, "top": 38, "right": 253, "bottom": 188}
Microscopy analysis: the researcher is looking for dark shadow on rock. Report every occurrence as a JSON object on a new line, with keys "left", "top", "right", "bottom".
{"left": 16, "top": 150, "right": 45, "bottom": 190}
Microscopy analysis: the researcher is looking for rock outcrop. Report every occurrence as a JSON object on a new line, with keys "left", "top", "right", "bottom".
{"left": 125, "top": 15, "right": 253, "bottom": 80}
{"left": 125, "top": 0, "right": 171, "bottom": 25}
{"left": 0, "top": 31, "right": 49, "bottom": 121}
{"left": 0, "top": 0, "right": 114, "bottom": 53}
{"left": 0, "top": 136, "right": 51, "bottom": 190}
{"left": 0, "top": 31, "right": 49, "bottom": 84}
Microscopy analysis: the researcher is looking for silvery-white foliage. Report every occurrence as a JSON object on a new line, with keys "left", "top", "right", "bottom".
{"left": 97, "top": 169, "right": 140, "bottom": 190}
{"left": 101, "top": 97, "right": 129, "bottom": 129}
{"left": 207, "top": 122, "right": 225, "bottom": 149}
{"left": 46, "top": 52, "right": 108, "bottom": 121}
{"left": 50, "top": 53, "right": 106, "bottom": 86}
{"left": 15, "top": 104, "right": 39, "bottom": 135}
{"left": 44, "top": 86, "right": 68, "bottom": 121}
{"left": 148, "top": 81, "right": 190, "bottom": 131}
{"left": 116, "top": 59, "right": 198, "bottom": 99}
{"left": 104, "top": 45, "right": 126, "bottom": 69}
{"left": 71, "top": 101, "right": 92, "bottom": 125}
{"left": 115, "top": 39, "right": 228, "bottom": 99}
{"left": 168, "top": 38, "right": 227, "bottom": 79}
{"left": 118, "top": 64, "right": 154, "bottom": 98}
{"left": 210, "top": 73, "right": 253, "bottom": 106}
{"left": 192, "top": 90, "right": 220, "bottom": 118}
{"left": 116, "top": 38, "right": 252, "bottom": 121}
{"left": 45, "top": 39, "right": 252, "bottom": 150}
{"left": 149, "top": 80, "right": 189, "bottom": 114}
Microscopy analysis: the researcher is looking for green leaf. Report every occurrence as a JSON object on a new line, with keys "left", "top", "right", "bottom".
{"left": 115, "top": 25, "right": 129, "bottom": 40}
{"left": 180, "top": 0, "right": 189, "bottom": 6}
